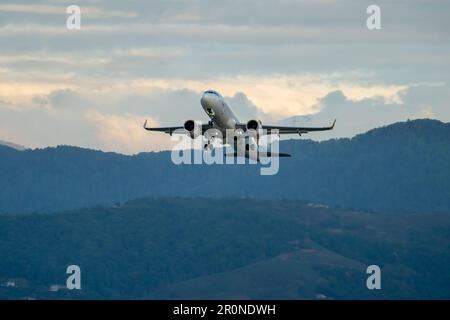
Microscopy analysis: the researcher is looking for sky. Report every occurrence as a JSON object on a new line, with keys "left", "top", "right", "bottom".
{"left": 0, "top": 0, "right": 449, "bottom": 153}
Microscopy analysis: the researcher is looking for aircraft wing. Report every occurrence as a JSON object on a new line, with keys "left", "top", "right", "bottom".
{"left": 261, "top": 119, "right": 336, "bottom": 135}
{"left": 143, "top": 120, "right": 214, "bottom": 136}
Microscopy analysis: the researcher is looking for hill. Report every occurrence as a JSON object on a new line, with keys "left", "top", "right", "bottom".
{"left": 0, "top": 140, "right": 26, "bottom": 151}
{"left": 0, "top": 198, "right": 449, "bottom": 299}
{"left": 0, "top": 119, "right": 449, "bottom": 214}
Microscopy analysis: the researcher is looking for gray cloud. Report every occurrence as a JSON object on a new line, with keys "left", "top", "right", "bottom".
{"left": 0, "top": 87, "right": 269, "bottom": 152}
{"left": 0, "top": 0, "right": 449, "bottom": 152}
{"left": 0, "top": 101, "right": 97, "bottom": 149}
{"left": 48, "top": 89, "right": 90, "bottom": 109}
{"left": 225, "top": 92, "right": 269, "bottom": 121}
{"left": 281, "top": 83, "right": 450, "bottom": 140}
{"left": 1, "top": 0, "right": 449, "bottom": 82}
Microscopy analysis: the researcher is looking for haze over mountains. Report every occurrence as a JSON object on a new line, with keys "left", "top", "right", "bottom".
{"left": 1, "top": 119, "right": 449, "bottom": 215}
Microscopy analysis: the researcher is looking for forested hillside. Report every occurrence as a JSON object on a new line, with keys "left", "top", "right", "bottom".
{"left": 0, "top": 119, "right": 449, "bottom": 214}
{"left": 0, "top": 198, "right": 449, "bottom": 299}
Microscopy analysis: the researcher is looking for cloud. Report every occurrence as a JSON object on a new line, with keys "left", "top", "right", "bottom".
{"left": 111, "top": 74, "right": 407, "bottom": 119}
{"left": 226, "top": 92, "right": 268, "bottom": 121}
{"left": 0, "top": 81, "right": 75, "bottom": 107}
{"left": 0, "top": 99, "right": 96, "bottom": 149}
{"left": 0, "top": 0, "right": 449, "bottom": 152}
{"left": 1, "top": 0, "right": 448, "bottom": 46}
{"left": 85, "top": 111, "right": 174, "bottom": 154}
{"left": 0, "top": 22, "right": 446, "bottom": 45}
{"left": 1, "top": 66, "right": 407, "bottom": 119}
{"left": 0, "top": 4, "right": 137, "bottom": 19}
{"left": 36, "top": 89, "right": 89, "bottom": 112}
{"left": 281, "top": 83, "right": 450, "bottom": 140}
{"left": 0, "top": 81, "right": 449, "bottom": 154}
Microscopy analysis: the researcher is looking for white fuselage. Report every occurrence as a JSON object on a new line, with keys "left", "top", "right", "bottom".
{"left": 200, "top": 90, "right": 259, "bottom": 160}
{"left": 200, "top": 90, "right": 239, "bottom": 132}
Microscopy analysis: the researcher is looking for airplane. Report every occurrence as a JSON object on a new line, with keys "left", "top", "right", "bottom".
{"left": 143, "top": 90, "right": 335, "bottom": 160}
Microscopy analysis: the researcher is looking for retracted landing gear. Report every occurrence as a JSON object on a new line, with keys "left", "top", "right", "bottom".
{"left": 203, "top": 142, "right": 213, "bottom": 151}
{"left": 204, "top": 136, "right": 214, "bottom": 151}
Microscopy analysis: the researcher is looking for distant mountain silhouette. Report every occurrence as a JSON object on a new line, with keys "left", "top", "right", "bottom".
{"left": 0, "top": 140, "right": 26, "bottom": 151}
{"left": 0, "top": 119, "right": 449, "bottom": 214}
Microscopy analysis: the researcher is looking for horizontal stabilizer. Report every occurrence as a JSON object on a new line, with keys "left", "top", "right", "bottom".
{"left": 262, "top": 152, "right": 291, "bottom": 158}
{"left": 225, "top": 152, "right": 291, "bottom": 158}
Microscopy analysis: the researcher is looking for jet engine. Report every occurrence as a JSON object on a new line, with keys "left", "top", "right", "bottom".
{"left": 246, "top": 119, "right": 262, "bottom": 131}
{"left": 184, "top": 120, "right": 201, "bottom": 139}
{"left": 246, "top": 119, "right": 262, "bottom": 146}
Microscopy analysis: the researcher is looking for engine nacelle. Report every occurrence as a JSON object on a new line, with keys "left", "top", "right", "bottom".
{"left": 184, "top": 120, "right": 201, "bottom": 139}
{"left": 246, "top": 119, "right": 262, "bottom": 131}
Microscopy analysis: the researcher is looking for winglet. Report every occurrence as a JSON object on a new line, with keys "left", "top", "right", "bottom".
{"left": 143, "top": 119, "right": 148, "bottom": 130}
{"left": 331, "top": 119, "right": 336, "bottom": 129}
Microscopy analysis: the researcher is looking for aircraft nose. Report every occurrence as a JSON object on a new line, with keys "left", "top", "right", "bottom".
{"left": 201, "top": 92, "right": 214, "bottom": 106}
{"left": 200, "top": 93, "right": 208, "bottom": 105}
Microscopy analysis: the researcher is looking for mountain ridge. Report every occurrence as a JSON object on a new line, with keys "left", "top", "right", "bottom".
{"left": 0, "top": 140, "right": 26, "bottom": 151}
{"left": 0, "top": 119, "right": 449, "bottom": 214}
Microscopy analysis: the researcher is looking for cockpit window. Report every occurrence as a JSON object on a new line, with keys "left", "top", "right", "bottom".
{"left": 204, "top": 90, "right": 220, "bottom": 96}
